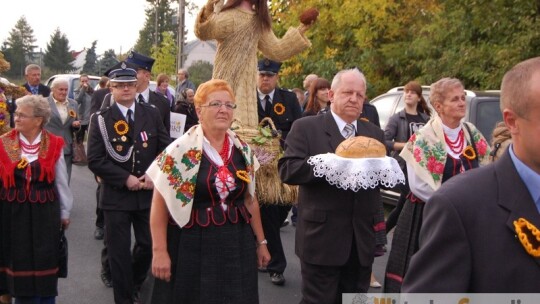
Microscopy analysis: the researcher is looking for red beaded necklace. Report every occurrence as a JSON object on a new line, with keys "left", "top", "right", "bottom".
{"left": 444, "top": 129, "right": 464, "bottom": 154}
{"left": 19, "top": 140, "right": 40, "bottom": 154}
{"left": 218, "top": 135, "right": 231, "bottom": 164}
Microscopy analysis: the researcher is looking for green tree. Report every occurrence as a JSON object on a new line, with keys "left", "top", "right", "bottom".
{"left": 43, "top": 28, "right": 75, "bottom": 74}
{"left": 96, "top": 49, "right": 119, "bottom": 76}
{"left": 82, "top": 41, "right": 98, "bottom": 75}
{"left": 187, "top": 60, "right": 213, "bottom": 87}
{"left": 1, "top": 16, "right": 37, "bottom": 78}
{"left": 151, "top": 31, "right": 178, "bottom": 78}
{"left": 134, "top": 0, "right": 177, "bottom": 56}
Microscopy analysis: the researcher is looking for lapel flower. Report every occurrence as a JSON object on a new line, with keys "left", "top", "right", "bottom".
{"left": 514, "top": 218, "right": 540, "bottom": 257}
{"left": 462, "top": 145, "right": 476, "bottom": 160}
{"left": 236, "top": 170, "right": 251, "bottom": 183}
{"left": 17, "top": 157, "right": 29, "bottom": 169}
{"left": 68, "top": 109, "right": 77, "bottom": 118}
{"left": 273, "top": 102, "right": 285, "bottom": 115}
{"left": 114, "top": 120, "right": 129, "bottom": 136}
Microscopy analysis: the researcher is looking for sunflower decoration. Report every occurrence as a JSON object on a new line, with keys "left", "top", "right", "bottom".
{"left": 68, "top": 109, "right": 77, "bottom": 118}
{"left": 273, "top": 102, "right": 285, "bottom": 115}
{"left": 462, "top": 145, "right": 476, "bottom": 160}
{"left": 514, "top": 218, "right": 540, "bottom": 257}
{"left": 114, "top": 120, "right": 129, "bottom": 136}
{"left": 0, "top": 88, "right": 10, "bottom": 134}
{"left": 236, "top": 170, "right": 251, "bottom": 183}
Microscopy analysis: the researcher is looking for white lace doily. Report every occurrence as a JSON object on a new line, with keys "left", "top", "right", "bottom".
{"left": 307, "top": 153, "right": 405, "bottom": 192}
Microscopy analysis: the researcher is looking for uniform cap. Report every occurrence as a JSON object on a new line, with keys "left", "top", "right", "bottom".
{"left": 126, "top": 50, "right": 155, "bottom": 72}
{"left": 105, "top": 62, "right": 137, "bottom": 83}
{"left": 258, "top": 58, "right": 282, "bottom": 75}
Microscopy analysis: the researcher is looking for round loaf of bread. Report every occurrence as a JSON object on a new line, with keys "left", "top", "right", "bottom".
{"left": 335, "top": 136, "right": 386, "bottom": 158}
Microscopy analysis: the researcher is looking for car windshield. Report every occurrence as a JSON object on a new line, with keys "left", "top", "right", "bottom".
{"left": 471, "top": 101, "right": 502, "bottom": 143}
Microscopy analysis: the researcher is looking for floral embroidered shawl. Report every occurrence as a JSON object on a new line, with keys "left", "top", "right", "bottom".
{"left": 146, "top": 125, "right": 259, "bottom": 227}
{"left": 399, "top": 115, "right": 491, "bottom": 191}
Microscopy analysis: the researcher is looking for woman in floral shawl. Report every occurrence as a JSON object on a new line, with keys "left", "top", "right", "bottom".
{"left": 146, "top": 79, "right": 270, "bottom": 303}
{"left": 384, "top": 78, "right": 491, "bottom": 293}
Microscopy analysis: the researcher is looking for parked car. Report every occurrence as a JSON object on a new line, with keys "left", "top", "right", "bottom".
{"left": 370, "top": 87, "right": 502, "bottom": 205}
{"left": 45, "top": 74, "right": 101, "bottom": 99}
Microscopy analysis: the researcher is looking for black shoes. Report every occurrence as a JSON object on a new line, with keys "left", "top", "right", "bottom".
{"left": 270, "top": 272, "right": 285, "bottom": 286}
{"left": 100, "top": 270, "right": 113, "bottom": 288}
{"left": 94, "top": 227, "right": 104, "bottom": 240}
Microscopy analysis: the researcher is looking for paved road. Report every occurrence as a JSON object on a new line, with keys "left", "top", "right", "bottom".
{"left": 57, "top": 164, "right": 390, "bottom": 303}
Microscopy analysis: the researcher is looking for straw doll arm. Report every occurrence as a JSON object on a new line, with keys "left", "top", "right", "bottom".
{"left": 195, "top": 0, "right": 227, "bottom": 41}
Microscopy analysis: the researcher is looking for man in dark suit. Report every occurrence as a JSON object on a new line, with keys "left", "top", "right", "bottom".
{"left": 13, "top": 64, "right": 51, "bottom": 128}
{"left": 87, "top": 63, "right": 170, "bottom": 304}
{"left": 279, "top": 68, "right": 385, "bottom": 303}
{"left": 23, "top": 64, "right": 51, "bottom": 97}
{"left": 402, "top": 57, "right": 540, "bottom": 292}
{"left": 90, "top": 76, "right": 111, "bottom": 115}
{"left": 256, "top": 59, "right": 302, "bottom": 286}
{"left": 126, "top": 50, "right": 171, "bottom": 136}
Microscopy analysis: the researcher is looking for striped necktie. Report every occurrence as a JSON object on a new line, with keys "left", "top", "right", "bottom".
{"left": 343, "top": 123, "right": 355, "bottom": 138}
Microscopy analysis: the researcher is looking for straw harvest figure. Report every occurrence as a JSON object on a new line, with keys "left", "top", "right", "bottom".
{"left": 195, "top": 0, "right": 318, "bottom": 127}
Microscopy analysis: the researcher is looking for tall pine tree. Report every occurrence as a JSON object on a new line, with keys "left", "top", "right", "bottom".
{"left": 82, "top": 41, "right": 98, "bottom": 75}
{"left": 96, "top": 49, "right": 119, "bottom": 76}
{"left": 0, "top": 16, "right": 37, "bottom": 78}
{"left": 43, "top": 28, "right": 75, "bottom": 74}
{"left": 134, "top": 0, "right": 177, "bottom": 56}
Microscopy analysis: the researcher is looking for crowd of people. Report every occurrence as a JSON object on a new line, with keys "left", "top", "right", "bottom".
{"left": 0, "top": 2, "right": 539, "bottom": 303}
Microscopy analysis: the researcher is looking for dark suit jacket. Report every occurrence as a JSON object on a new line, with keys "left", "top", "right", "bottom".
{"left": 257, "top": 88, "right": 302, "bottom": 142}
{"left": 402, "top": 151, "right": 540, "bottom": 292}
{"left": 148, "top": 91, "right": 171, "bottom": 136}
{"left": 90, "top": 88, "right": 111, "bottom": 114}
{"left": 278, "top": 112, "right": 385, "bottom": 267}
{"left": 24, "top": 83, "right": 51, "bottom": 97}
{"left": 87, "top": 102, "right": 170, "bottom": 211}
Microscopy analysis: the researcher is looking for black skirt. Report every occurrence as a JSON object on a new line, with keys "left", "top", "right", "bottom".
{"left": 0, "top": 162, "right": 61, "bottom": 297}
{"left": 383, "top": 195, "right": 424, "bottom": 293}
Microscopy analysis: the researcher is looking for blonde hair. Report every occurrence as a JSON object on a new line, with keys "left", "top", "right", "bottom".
{"left": 194, "top": 79, "right": 235, "bottom": 107}
{"left": 490, "top": 121, "right": 512, "bottom": 162}
{"left": 429, "top": 77, "right": 464, "bottom": 107}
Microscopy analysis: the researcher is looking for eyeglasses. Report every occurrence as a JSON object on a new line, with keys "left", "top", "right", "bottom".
{"left": 14, "top": 112, "right": 36, "bottom": 119}
{"left": 111, "top": 83, "right": 137, "bottom": 89}
{"left": 201, "top": 101, "right": 237, "bottom": 110}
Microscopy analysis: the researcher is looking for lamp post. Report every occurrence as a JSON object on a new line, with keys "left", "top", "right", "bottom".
{"left": 177, "top": 0, "right": 186, "bottom": 73}
{"left": 146, "top": 0, "right": 160, "bottom": 46}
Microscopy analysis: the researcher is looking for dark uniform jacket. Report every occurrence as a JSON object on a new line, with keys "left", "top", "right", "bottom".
{"left": 90, "top": 88, "right": 111, "bottom": 115}
{"left": 23, "top": 83, "right": 51, "bottom": 97}
{"left": 147, "top": 91, "right": 171, "bottom": 135}
{"left": 279, "top": 112, "right": 385, "bottom": 267}
{"left": 257, "top": 87, "right": 302, "bottom": 143}
{"left": 87, "top": 102, "right": 170, "bottom": 211}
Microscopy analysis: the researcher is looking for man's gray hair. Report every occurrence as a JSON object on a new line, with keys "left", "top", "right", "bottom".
{"left": 51, "top": 77, "right": 69, "bottom": 89}
{"left": 25, "top": 64, "right": 41, "bottom": 75}
{"left": 331, "top": 68, "right": 366, "bottom": 90}
{"left": 178, "top": 68, "right": 189, "bottom": 78}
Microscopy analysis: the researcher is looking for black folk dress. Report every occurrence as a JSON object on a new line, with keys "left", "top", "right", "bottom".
{"left": 152, "top": 146, "right": 258, "bottom": 304}
{"left": 0, "top": 160, "right": 61, "bottom": 297}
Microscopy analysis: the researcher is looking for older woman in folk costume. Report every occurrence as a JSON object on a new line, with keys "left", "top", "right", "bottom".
{"left": 384, "top": 78, "right": 491, "bottom": 293}
{"left": 195, "top": 0, "right": 314, "bottom": 127}
{"left": 148, "top": 79, "right": 270, "bottom": 303}
{"left": 0, "top": 95, "right": 72, "bottom": 304}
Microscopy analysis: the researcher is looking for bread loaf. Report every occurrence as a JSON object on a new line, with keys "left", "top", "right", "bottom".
{"left": 335, "top": 136, "right": 386, "bottom": 158}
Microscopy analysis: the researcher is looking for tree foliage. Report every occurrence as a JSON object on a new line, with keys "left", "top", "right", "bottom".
{"left": 1, "top": 16, "right": 37, "bottom": 78}
{"left": 151, "top": 31, "right": 178, "bottom": 78}
{"left": 269, "top": 0, "right": 540, "bottom": 95}
{"left": 82, "top": 41, "right": 99, "bottom": 75}
{"left": 43, "top": 28, "right": 75, "bottom": 74}
{"left": 134, "top": 0, "right": 177, "bottom": 56}
{"left": 187, "top": 60, "right": 213, "bottom": 87}
{"left": 96, "top": 49, "right": 119, "bottom": 76}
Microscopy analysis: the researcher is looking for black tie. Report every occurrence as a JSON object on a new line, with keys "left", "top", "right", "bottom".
{"left": 138, "top": 94, "right": 145, "bottom": 104}
{"left": 127, "top": 109, "right": 134, "bottom": 130}
{"left": 264, "top": 95, "right": 272, "bottom": 116}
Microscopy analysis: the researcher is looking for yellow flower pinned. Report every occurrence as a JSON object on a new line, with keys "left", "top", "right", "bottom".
{"left": 462, "top": 146, "right": 476, "bottom": 160}
{"left": 17, "top": 157, "right": 29, "bottom": 169}
{"left": 68, "top": 109, "right": 77, "bottom": 118}
{"left": 114, "top": 120, "right": 129, "bottom": 136}
{"left": 236, "top": 170, "right": 251, "bottom": 183}
{"left": 514, "top": 218, "right": 540, "bottom": 257}
{"left": 273, "top": 103, "right": 285, "bottom": 115}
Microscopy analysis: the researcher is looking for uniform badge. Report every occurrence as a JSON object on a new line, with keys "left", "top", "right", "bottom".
{"left": 121, "top": 136, "right": 127, "bottom": 142}
{"left": 140, "top": 131, "right": 149, "bottom": 148}
{"left": 116, "top": 145, "right": 123, "bottom": 152}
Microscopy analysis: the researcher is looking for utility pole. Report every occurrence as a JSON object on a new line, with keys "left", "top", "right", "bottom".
{"left": 177, "top": 0, "right": 186, "bottom": 73}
